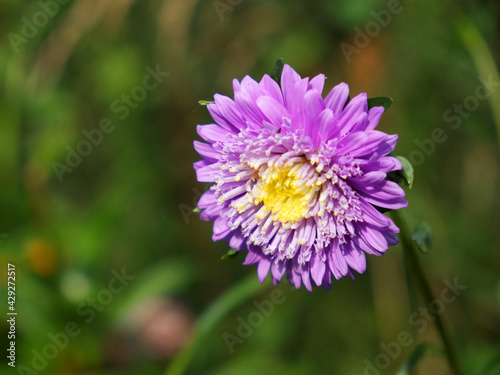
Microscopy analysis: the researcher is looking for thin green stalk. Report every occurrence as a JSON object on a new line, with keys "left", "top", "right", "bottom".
{"left": 391, "top": 210, "right": 463, "bottom": 375}
{"left": 165, "top": 273, "right": 270, "bottom": 375}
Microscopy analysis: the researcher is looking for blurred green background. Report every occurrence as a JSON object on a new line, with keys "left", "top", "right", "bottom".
{"left": 1, "top": 0, "right": 500, "bottom": 374}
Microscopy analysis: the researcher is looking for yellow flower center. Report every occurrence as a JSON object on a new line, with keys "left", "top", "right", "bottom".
{"left": 250, "top": 162, "right": 321, "bottom": 224}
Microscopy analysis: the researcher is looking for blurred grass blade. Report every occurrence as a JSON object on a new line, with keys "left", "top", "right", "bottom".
{"left": 395, "top": 343, "right": 442, "bottom": 375}
{"left": 457, "top": 16, "right": 500, "bottom": 148}
{"left": 411, "top": 223, "right": 433, "bottom": 254}
{"left": 165, "top": 274, "right": 268, "bottom": 375}
{"left": 367, "top": 96, "right": 393, "bottom": 110}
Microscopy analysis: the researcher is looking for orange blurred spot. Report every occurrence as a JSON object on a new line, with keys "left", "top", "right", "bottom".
{"left": 343, "top": 35, "right": 390, "bottom": 95}
{"left": 25, "top": 239, "right": 57, "bottom": 276}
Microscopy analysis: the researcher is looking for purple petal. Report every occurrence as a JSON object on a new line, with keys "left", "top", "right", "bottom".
{"left": 288, "top": 269, "right": 302, "bottom": 289}
{"left": 349, "top": 112, "right": 369, "bottom": 133}
{"left": 257, "top": 257, "right": 271, "bottom": 283}
{"left": 313, "top": 108, "right": 334, "bottom": 147}
{"left": 366, "top": 106, "right": 385, "bottom": 131}
{"left": 348, "top": 171, "right": 387, "bottom": 190}
{"left": 311, "top": 251, "right": 326, "bottom": 286}
{"left": 353, "top": 178, "right": 406, "bottom": 201}
{"left": 383, "top": 230, "right": 399, "bottom": 245}
{"left": 304, "top": 89, "right": 326, "bottom": 137}
{"left": 337, "top": 130, "right": 389, "bottom": 157}
{"left": 321, "top": 272, "right": 332, "bottom": 291}
{"left": 308, "top": 73, "right": 325, "bottom": 94}
{"left": 360, "top": 193, "right": 409, "bottom": 210}
{"left": 361, "top": 156, "right": 402, "bottom": 173}
{"left": 359, "top": 199, "right": 398, "bottom": 231}
{"left": 209, "top": 94, "right": 247, "bottom": 131}
{"left": 328, "top": 243, "right": 348, "bottom": 279}
{"left": 199, "top": 199, "right": 225, "bottom": 220}
{"left": 287, "top": 79, "right": 309, "bottom": 125}
{"left": 271, "top": 261, "right": 287, "bottom": 281}
{"left": 212, "top": 217, "right": 232, "bottom": 241}
{"left": 281, "top": 64, "right": 302, "bottom": 110}
{"left": 229, "top": 231, "right": 246, "bottom": 250}
{"left": 243, "top": 248, "right": 261, "bottom": 265}
{"left": 357, "top": 224, "right": 390, "bottom": 252}
{"left": 198, "top": 190, "right": 217, "bottom": 209}
{"left": 232, "top": 78, "right": 241, "bottom": 95}
{"left": 342, "top": 245, "right": 367, "bottom": 274}
{"left": 197, "top": 124, "right": 234, "bottom": 143}
{"left": 195, "top": 164, "right": 218, "bottom": 183}
{"left": 302, "top": 270, "right": 313, "bottom": 291}
{"left": 235, "top": 93, "right": 265, "bottom": 127}
{"left": 367, "top": 134, "right": 399, "bottom": 159}
{"left": 352, "top": 235, "right": 384, "bottom": 256}
{"left": 324, "top": 82, "right": 349, "bottom": 115}
{"left": 259, "top": 74, "right": 283, "bottom": 105}
{"left": 193, "top": 141, "right": 219, "bottom": 161}
{"left": 193, "top": 159, "right": 210, "bottom": 171}
{"left": 256, "top": 96, "right": 290, "bottom": 127}
{"left": 334, "top": 93, "right": 368, "bottom": 137}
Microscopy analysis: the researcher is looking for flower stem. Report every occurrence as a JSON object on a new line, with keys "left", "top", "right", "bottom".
{"left": 164, "top": 273, "right": 269, "bottom": 375}
{"left": 391, "top": 210, "right": 463, "bottom": 375}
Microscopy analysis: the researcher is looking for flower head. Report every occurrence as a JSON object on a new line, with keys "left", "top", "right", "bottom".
{"left": 194, "top": 64, "right": 407, "bottom": 291}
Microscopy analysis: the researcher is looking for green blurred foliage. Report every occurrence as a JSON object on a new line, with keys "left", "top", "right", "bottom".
{"left": 0, "top": 0, "right": 499, "bottom": 374}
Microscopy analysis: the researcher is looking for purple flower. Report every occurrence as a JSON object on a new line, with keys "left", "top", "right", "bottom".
{"left": 193, "top": 64, "right": 407, "bottom": 291}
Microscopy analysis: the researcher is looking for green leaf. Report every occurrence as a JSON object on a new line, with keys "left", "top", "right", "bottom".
{"left": 395, "top": 343, "right": 442, "bottom": 375}
{"left": 270, "top": 58, "right": 285, "bottom": 85}
{"left": 411, "top": 222, "right": 433, "bottom": 254}
{"left": 396, "top": 155, "right": 414, "bottom": 189}
{"left": 198, "top": 100, "right": 214, "bottom": 105}
{"left": 367, "top": 96, "right": 393, "bottom": 110}
{"left": 221, "top": 248, "right": 239, "bottom": 260}
{"left": 387, "top": 155, "right": 414, "bottom": 189}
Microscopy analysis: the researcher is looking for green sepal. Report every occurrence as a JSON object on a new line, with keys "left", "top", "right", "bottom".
{"left": 367, "top": 96, "right": 393, "bottom": 110}
{"left": 270, "top": 58, "right": 285, "bottom": 85}
{"left": 193, "top": 207, "right": 201, "bottom": 213}
{"left": 221, "top": 249, "right": 239, "bottom": 260}
{"left": 198, "top": 100, "right": 214, "bottom": 105}
{"left": 387, "top": 155, "right": 414, "bottom": 189}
